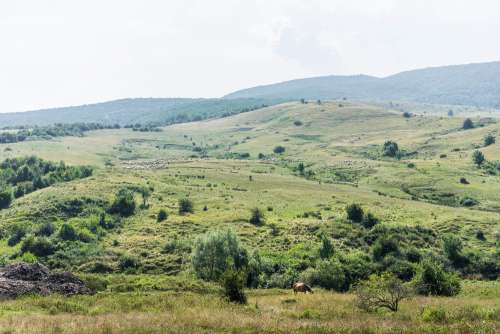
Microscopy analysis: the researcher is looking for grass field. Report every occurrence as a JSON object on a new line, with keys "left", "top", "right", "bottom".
{"left": 0, "top": 101, "right": 498, "bottom": 333}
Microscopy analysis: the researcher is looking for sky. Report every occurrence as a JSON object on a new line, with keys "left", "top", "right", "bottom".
{"left": 1, "top": 0, "right": 500, "bottom": 113}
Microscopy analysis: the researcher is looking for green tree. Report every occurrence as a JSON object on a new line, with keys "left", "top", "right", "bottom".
{"left": 484, "top": 134, "right": 495, "bottom": 146}
{"left": 346, "top": 203, "right": 364, "bottom": 222}
{"left": 178, "top": 198, "right": 194, "bottom": 214}
{"left": 413, "top": 260, "right": 461, "bottom": 296}
{"left": 462, "top": 118, "right": 474, "bottom": 129}
{"left": 319, "top": 234, "right": 334, "bottom": 259}
{"left": 0, "top": 187, "right": 13, "bottom": 209}
{"left": 472, "top": 150, "right": 485, "bottom": 166}
{"left": 355, "top": 273, "right": 412, "bottom": 312}
{"left": 59, "top": 223, "right": 77, "bottom": 241}
{"left": 273, "top": 146, "right": 285, "bottom": 154}
{"left": 249, "top": 207, "right": 264, "bottom": 225}
{"left": 157, "top": 209, "right": 168, "bottom": 222}
{"left": 221, "top": 269, "right": 247, "bottom": 304}
{"left": 383, "top": 141, "right": 399, "bottom": 157}
{"left": 109, "top": 188, "right": 136, "bottom": 216}
{"left": 192, "top": 229, "right": 248, "bottom": 281}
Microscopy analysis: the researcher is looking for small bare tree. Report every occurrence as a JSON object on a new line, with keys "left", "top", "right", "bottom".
{"left": 355, "top": 273, "right": 412, "bottom": 312}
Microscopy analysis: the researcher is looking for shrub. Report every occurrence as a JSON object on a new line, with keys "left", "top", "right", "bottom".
{"left": 382, "top": 141, "right": 399, "bottom": 157}
{"left": 178, "top": 198, "right": 194, "bottom": 214}
{"left": 402, "top": 111, "right": 411, "bottom": 118}
{"left": 362, "top": 212, "right": 379, "bottom": 228}
{"left": 459, "top": 177, "right": 469, "bottom": 184}
{"left": 413, "top": 260, "right": 461, "bottom": 296}
{"left": 301, "top": 259, "right": 347, "bottom": 291}
{"left": 7, "top": 223, "right": 27, "bottom": 246}
{"left": 460, "top": 197, "right": 478, "bottom": 207}
{"left": 21, "top": 236, "right": 55, "bottom": 257}
{"left": 355, "top": 273, "right": 412, "bottom": 312}
{"left": 472, "top": 150, "right": 485, "bottom": 166}
{"left": 221, "top": 269, "right": 247, "bottom": 304}
{"left": 484, "top": 134, "right": 495, "bottom": 146}
{"left": 462, "top": 118, "right": 474, "bottom": 129}
{"left": 373, "top": 236, "right": 400, "bottom": 261}
{"left": 58, "top": 223, "right": 78, "bottom": 241}
{"left": 36, "top": 222, "right": 55, "bottom": 236}
{"left": 346, "top": 203, "right": 364, "bottom": 223}
{"left": 157, "top": 209, "right": 168, "bottom": 222}
{"left": 20, "top": 251, "right": 38, "bottom": 263}
{"left": 192, "top": 229, "right": 248, "bottom": 281}
{"left": 273, "top": 146, "right": 286, "bottom": 154}
{"left": 249, "top": 207, "right": 264, "bottom": 225}
{"left": 443, "top": 235, "right": 469, "bottom": 268}
{"left": 119, "top": 254, "right": 140, "bottom": 271}
{"left": 0, "top": 187, "right": 13, "bottom": 209}
{"left": 294, "top": 120, "right": 303, "bottom": 126}
{"left": 319, "top": 234, "right": 334, "bottom": 259}
{"left": 109, "top": 188, "right": 136, "bottom": 216}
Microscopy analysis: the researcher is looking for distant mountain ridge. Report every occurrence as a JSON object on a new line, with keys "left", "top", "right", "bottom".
{"left": 225, "top": 61, "right": 500, "bottom": 107}
{"left": 0, "top": 98, "right": 281, "bottom": 128}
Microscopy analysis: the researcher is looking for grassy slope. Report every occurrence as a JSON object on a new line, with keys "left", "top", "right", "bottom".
{"left": 0, "top": 101, "right": 498, "bottom": 333}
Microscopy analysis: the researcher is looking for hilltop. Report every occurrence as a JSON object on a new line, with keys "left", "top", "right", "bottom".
{"left": 225, "top": 61, "right": 500, "bottom": 107}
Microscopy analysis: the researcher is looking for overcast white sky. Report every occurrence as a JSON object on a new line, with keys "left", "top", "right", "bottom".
{"left": 1, "top": 0, "right": 500, "bottom": 113}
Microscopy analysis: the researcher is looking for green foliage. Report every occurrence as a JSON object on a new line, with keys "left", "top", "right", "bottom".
{"left": 192, "top": 229, "right": 248, "bottom": 281}
{"left": 462, "top": 118, "right": 474, "bottom": 129}
{"left": 443, "top": 235, "right": 469, "bottom": 268}
{"left": 362, "top": 212, "right": 379, "bottom": 229}
{"left": 0, "top": 187, "right": 13, "bottom": 209}
{"left": 373, "top": 236, "right": 400, "bottom": 261}
{"left": 484, "top": 134, "right": 496, "bottom": 146}
{"left": 300, "top": 259, "right": 347, "bottom": 291}
{"left": 119, "top": 254, "right": 141, "bottom": 272}
{"left": 319, "top": 234, "right": 334, "bottom": 259}
{"left": 109, "top": 188, "right": 136, "bottom": 216}
{"left": 21, "top": 236, "right": 55, "bottom": 257}
{"left": 346, "top": 203, "right": 364, "bottom": 222}
{"left": 157, "top": 209, "right": 168, "bottom": 222}
{"left": 382, "top": 141, "right": 399, "bottom": 157}
{"left": 221, "top": 269, "right": 247, "bottom": 304}
{"left": 273, "top": 146, "right": 286, "bottom": 154}
{"left": 355, "top": 273, "right": 412, "bottom": 312}
{"left": 472, "top": 150, "right": 485, "bottom": 167}
{"left": 413, "top": 260, "right": 461, "bottom": 296}
{"left": 249, "top": 207, "right": 264, "bottom": 226}
{"left": 59, "top": 223, "right": 78, "bottom": 241}
{"left": 178, "top": 198, "right": 194, "bottom": 214}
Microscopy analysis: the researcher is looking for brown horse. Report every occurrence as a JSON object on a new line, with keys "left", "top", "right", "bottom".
{"left": 292, "top": 282, "right": 313, "bottom": 294}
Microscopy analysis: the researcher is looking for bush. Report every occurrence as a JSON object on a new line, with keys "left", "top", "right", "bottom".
{"left": 294, "top": 120, "right": 303, "bottom": 126}
{"left": 355, "top": 273, "right": 412, "bottom": 312}
{"left": 109, "top": 188, "right": 136, "bottom": 216}
{"left": 472, "top": 150, "right": 485, "bottom": 166}
{"left": 0, "top": 187, "right": 12, "bottom": 209}
{"left": 157, "top": 209, "right": 168, "bottom": 222}
{"left": 462, "top": 118, "right": 474, "bottom": 129}
{"left": 382, "top": 141, "right": 399, "bottom": 157}
{"left": 221, "top": 269, "right": 247, "bottom": 304}
{"left": 443, "top": 235, "right": 469, "bottom": 268}
{"left": 362, "top": 212, "right": 379, "bottom": 228}
{"left": 300, "top": 259, "right": 347, "bottom": 291}
{"left": 273, "top": 146, "right": 286, "bottom": 154}
{"left": 459, "top": 177, "right": 469, "bottom": 184}
{"left": 249, "top": 207, "right": 264, "bottom": 225}
{"left": 346, "top": 203, "right": 364, "bottom": 223}
{"left": 192, "top": 229, "right": 248, "bottom": 281}
{"left": 7, "top": 223, "right": 27, "bottom": 246}
{"left": 319, "top": 234, "right": 334, "bottom": 259}
{"left": 119, "top": 254, "right": 140, "bottom": 271}
{"left": 36, "top": 222, "right": 55, "bottom": 236}
{"left": 460, "top": 197, "right": 478, "bottom": 207}
{"left": 59, "top": 223, "right": 78, "bottom": 241}
{"left": 373, "top": 236, "right": 400, "bottom": 261}
{"left": 21, "top": 236, "right": 55, "bottom": 257}
{"left": 413, "top": 260, "right": 461, "bottom": 296}
{"left": 484, "top": 134, "right": 495, "bottom": 146}
{"left": 178, "top": 198, "right": 193, "bottom": 214}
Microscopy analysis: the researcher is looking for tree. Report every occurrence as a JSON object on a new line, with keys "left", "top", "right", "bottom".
{"left": 138, "top": 186, "right": 151, "bottom": 208}
{"left": 355, "top": 273, "right": 412, "bottom": 312}
{"left": 300, "top": 259, "right": 347, "bottom": 291}
{"left": 221, "top": 269, "right": 247, "bottom": 304}
{"left": 0, "top": 187, "right": 13, "bottom": 209}
{"left": 249, "top": 207, "right": 264, "bottom": 225}
{"left": 109, "top": 188, "right": 136, "bottom": 216}
{"left": 484, "top": 134, "right": 496, "bottom": 146}
{"left": 462, "top": 118, "right": 474, "bottom": 130}
{"left": 362, "top": 212, "right": 379, "bottom": 229}
{"left": 413, "top": 260, "right": 461, "bottom": 296}
{"left": 273, "top": 146, "right": 285, "bottom": 154}
{"left": 192, "top": 229, "right": 248, "bottom": 281}
{"left": 472, "top": 150, "right": 485, "bottom": 166}
{"left": 443, "top": 235, "right": 468, "bottom": 268}
{"left": 59, "top": 223, "right": 77, "bottom": 241}
{"left": 346, "top": 203, "right": 364, "bottom": 223}
{"left": 178, "top": 198, "right": 194, "bottom": 214}
{"left": 157, "top": 209, "right": 168, "bottom": 222}
{"left": 383, "top": 141, "right": 399, "bottom": 157}
{"left": 319, "top": 234, "right": 334, "bottom": 259}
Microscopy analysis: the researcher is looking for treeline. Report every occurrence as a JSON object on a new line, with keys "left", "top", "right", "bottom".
{"left": 0, "top": 123, "right": 120, "bottom": 144}
{"left": 0, "top": 156, "right": 93, "bottom": 208}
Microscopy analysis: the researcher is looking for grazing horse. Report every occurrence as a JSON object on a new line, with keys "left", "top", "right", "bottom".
{"left": 292, "top": 282, "right": 313, "bottom": 294}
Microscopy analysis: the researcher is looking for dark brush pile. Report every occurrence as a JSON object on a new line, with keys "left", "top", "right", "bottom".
{"left": 0, "top": 262, "right": 93, "bottom": 299}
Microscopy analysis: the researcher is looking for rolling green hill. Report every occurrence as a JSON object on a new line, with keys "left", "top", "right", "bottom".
{"left": 225, "top": 61, "right": 500, "bottom": 107}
